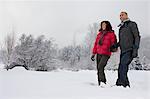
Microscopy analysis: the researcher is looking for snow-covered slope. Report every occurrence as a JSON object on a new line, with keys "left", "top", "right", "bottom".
{"left": 0, "top": 67, "right": 150, "bottom": 99}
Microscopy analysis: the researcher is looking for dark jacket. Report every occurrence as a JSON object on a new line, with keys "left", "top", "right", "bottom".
{"left": 118, "top": 20, "right": 140, "bottom": 53}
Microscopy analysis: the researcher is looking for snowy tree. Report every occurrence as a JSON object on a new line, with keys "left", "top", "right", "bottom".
{"left": 74, "top": 45, "right": 81, "bottom": 62}
{"left": 130, "top": 57, "right": 143, "bottom": 70}
{"left": 58, "top": 45, "right": 82, "bottom": 70}
{"left": 76, "top": 23, "right": 99, "bottom": 70}
{"left": 141, "top": 56, "right": 150, "bottom": 70}
{"left": 57, "top": 22, "right": 99, "bottom": 70}
{"left": 0, "top": 33, "right": 16, "bottom": 70}
{"left": 138, "top": 37, "right": 150, "bottom": 70}
{"left": 9, "top": 34, "right": 57, "bottom": 71}
{"left": 82, "top": 23, "right": 99, "bottom": 56}
{"left": 106, "top": 51, "right": 120, "bottom": 71}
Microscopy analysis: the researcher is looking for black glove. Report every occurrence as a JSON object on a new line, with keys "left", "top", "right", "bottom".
{"left": 114, "top": 42, "right": 120, "bottom": 48}
{"left": 110, "top": 43, "right": 119, "bottom": 52}
{"left": 91, "top": 54, "right": 95, "bottom": 61}
{"left": 132, "top": 49, "right": 138, "bottom": 58}
{"left": 110, "top": 45, "right": 118, "bottom": 52}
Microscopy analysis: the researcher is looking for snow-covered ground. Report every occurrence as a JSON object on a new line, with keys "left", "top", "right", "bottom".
{"left": 0, "top": 67, "right": 150, "bottom": 99}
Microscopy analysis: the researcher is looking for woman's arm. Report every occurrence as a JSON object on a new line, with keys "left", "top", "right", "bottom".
{"left": 92, "top": 34, "right": 99, "bottom": 55}
{"left": 111, "top": 32, "right": 117, "bottom": 45}
{"left": 110, "top": 32, "right": 118, "bottom": 52}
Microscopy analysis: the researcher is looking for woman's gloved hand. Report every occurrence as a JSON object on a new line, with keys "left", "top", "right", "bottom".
{"left": 91, "top": 54, "right": 95, "bottom": 61}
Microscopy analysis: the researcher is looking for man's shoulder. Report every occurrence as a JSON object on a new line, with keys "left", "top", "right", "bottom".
{"left": 128, "top": 21, "right": 137, "bottom": 26}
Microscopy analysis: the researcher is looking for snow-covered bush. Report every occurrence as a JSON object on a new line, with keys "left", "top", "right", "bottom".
{"left": 9, "top": 34, "right": 57, "bottom": 71}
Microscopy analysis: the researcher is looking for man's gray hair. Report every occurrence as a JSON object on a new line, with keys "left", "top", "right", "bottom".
{"left": 121, "top": 11, "right": 128, "bottom": 15}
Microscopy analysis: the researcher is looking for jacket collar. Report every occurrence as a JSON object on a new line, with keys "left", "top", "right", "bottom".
{"left": 118, "top": 18, "right": 130, "bottom": 27}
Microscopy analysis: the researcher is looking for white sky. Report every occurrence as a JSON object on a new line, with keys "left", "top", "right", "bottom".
{"left": 0, "top": 0, "right": 149, "bottom": 48}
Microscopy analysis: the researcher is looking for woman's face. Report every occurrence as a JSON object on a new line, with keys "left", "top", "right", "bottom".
{"left": 102, "top": 22, "right": 107, "bottom": 30}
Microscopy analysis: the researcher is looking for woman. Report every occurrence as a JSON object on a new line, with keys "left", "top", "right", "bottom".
{"left": 91, "top": 21, "right": 117, "bottom": 86}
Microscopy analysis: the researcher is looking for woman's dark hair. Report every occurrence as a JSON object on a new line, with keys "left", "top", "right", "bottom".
{"left": 99, "top": 21, "right": 113, "bottom": 32}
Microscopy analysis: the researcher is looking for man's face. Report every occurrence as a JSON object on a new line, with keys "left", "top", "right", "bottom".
{"left": 120, "top": 12, "right": 128, "bottom": 21}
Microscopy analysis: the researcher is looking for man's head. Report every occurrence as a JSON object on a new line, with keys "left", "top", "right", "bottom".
{"left": 120, "top": 11, "right": 129, "bottom": 21}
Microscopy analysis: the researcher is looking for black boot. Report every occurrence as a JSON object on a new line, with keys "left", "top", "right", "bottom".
{"left": 116, "top": 79, "right": 130, "bottom": 88}
{"left": 116, "top": 79, "right": 122, "bottom": 86}
{"left": 98, "top": 81, "right": 101, "bottom": 86}
{"left": 123, "top": 81, "right": 130, "bottom": 88}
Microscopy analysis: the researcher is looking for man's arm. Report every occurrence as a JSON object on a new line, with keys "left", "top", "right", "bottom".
{"left": 130, "top": 22, "right": 141, "bottom": 58}
{"left": 130, "top": 22, "right": 141, "bottom": 49}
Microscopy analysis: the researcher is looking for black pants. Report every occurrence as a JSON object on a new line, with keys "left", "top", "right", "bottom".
{"left": 116, "top": 51, "right": 133, "bottom": 86}
{"left": 96, "top": 54, "right": 110, "bottom": 83}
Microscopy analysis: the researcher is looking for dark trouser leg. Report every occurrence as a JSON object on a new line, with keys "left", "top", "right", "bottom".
{"left": 96, "top": 54, "right": 110, "bottom": 84}
{"left": 96, "top": 54, "right": 102, "bottom": 85}
{"left": 116, "top": 51, "right": 133, "bottom": 87}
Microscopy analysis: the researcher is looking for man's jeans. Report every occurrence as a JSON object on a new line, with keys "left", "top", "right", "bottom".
{"left": 116, "top": 51, "right": 133, "bottom": 86}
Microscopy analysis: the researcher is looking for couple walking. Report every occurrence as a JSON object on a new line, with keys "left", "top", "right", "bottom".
{"left": 91, "top": 11, "right": 141, "bottom": 88}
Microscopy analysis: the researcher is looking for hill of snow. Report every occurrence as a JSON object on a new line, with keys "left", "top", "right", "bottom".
{"left": 0, "top": 67, "right": 150, "bottom": 99}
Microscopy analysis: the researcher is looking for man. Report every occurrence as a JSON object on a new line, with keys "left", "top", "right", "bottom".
{"left": 114, "top": 12, "right": 141, "bottom": 87}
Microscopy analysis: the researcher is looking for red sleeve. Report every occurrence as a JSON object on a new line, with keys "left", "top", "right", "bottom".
{"left": 111, "top": 32, "right": 117, "bottom": 46}
{"left": 92, "top": 34, "right": 99, "bottom": 54}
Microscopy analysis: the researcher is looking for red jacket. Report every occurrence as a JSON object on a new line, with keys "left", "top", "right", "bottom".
{"left": 92, "top": 31, "right": 117, "bottom": 56}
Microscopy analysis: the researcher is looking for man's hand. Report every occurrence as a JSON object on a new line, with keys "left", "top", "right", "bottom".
{"left": 132, "top": 49, "right": 138, "bottom": 58}
{"left": 110, "top": 43, "right": 119, "bottom": 52}
{"left": 91, "top": 54, "right": 95, "bottom": 61}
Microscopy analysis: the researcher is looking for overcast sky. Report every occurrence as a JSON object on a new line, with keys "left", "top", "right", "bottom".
{"left": 0, "top": 0, "right": 149, "bottom": 48}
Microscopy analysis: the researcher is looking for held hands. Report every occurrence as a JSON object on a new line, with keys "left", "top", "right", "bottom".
{"left": 110, "top": 43, "right": 120, "bottom": 52}
{"left": 91, "top": 54, "right": 95, "bottom": 61}
{"left": 110, "top": 44, "right": 118, "bottom": 52}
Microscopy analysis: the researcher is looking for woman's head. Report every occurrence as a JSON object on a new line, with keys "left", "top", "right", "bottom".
{"left": 99, "top": 21, "right": 113, "bottom": 31}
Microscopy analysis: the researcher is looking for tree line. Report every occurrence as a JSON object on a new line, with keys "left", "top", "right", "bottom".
{"left": 0, "top": 23, "right": 149, "bottom": 71}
